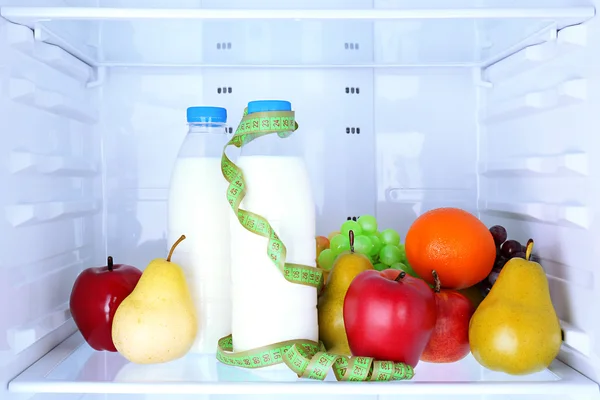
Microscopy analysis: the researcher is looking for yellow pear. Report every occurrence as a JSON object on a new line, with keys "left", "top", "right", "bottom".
{"left": 469, "top": 239, "right": 562, "bottom": 375}
{"left": 318, "top": 230, "right": 373, "bottom": 355}
{"left": 112, "top": 235, "right": 198, "bottom": 364}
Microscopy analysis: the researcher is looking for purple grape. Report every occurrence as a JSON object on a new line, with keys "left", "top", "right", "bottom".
{"left": 479, "top": 280, "right": 492, "bottom": 297}
{"left": 489, "top": 225, "right": 508, "bottom": 246}
{"left": 494, "top": 256, "right": 507, "bottom": 270}
{"left": 487, "top": 269, "right": 501, "bottom": 286}
{"left": 501, "top": 240, "right": 522, "bottom": 258}
{"left": 512, "top": 251, "right": 526, "bottom": 259}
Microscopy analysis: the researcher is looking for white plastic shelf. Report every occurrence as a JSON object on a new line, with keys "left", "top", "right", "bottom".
{"left": 8, "top": 332, "right": 600, "bottom": 396}
{"left": 479, "top": 200, "right": 591, "bottom": 230}
{"left": 0, "top": 6, "right": 595, "bottom": 67}
{"left": 480, "top": 152, "right": 589, "bottom": 178}
{"left": 1, "top": 7, "right": 594, "bottom": 21}
{"left": 5, "top": 200, "right": 100, "bottom": 228}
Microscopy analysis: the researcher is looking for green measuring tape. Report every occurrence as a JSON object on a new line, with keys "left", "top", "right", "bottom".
{"left": 217, "top": 107, "right": 415, "bottom": 382}
{"left": 217, "top": 334, "right": 414, "bottom": 381}
{"left": 220, "top": 109, "right": 323, "bottom": 290}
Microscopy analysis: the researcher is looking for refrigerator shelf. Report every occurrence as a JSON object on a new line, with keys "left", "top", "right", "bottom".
{"left": 0, "top": 6, "right": 594, "bottom": 22}
{"left": 0, "top": 6, "right": 595, "bottom": 68}
{"left": 8, "top": 332, "right": 600, "bottom": 396}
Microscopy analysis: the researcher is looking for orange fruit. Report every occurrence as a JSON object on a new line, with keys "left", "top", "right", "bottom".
{"left": 405, "top": 207, "right": 495, "bottom": 290}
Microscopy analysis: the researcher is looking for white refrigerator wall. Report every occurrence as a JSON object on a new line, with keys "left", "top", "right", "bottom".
{"left": 479, "top": 14, "right": 600, "bottom": 382}
{"left": 0, "top": 16, "right": 104, "bottom": 400}
{"left": 100, "top": 66, "right": 477, "bottom": 269}
{"left": 1, "top": 1, "right": 600, "bottom": 400}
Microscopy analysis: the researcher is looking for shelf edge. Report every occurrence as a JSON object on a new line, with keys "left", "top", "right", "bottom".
{"left": 8, "top": 332, "right": 600, "bottom": 396}
{"left": 1, "top": 6, "right": 596, "bottom": 23}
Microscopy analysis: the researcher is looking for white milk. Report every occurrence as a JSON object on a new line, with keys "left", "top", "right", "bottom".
{"left": 168, "top": 157, "right": 231, "bottom": 354}
{"left": 229, "top": 155, "right": 318, "bottom": 352}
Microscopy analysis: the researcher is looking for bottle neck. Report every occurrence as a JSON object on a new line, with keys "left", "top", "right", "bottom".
{"left": 188, "top": 122, "right": 227, "bottom": 134}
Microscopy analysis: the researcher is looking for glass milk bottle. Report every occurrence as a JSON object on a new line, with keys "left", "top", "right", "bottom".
{"left": 168, "top": 106, "right": 232, "bottom": 354}
{"left": 229, "top": 100, "right": 318, "bottom": 352}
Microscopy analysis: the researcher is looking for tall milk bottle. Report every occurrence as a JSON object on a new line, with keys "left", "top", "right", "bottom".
{"left": 229, "top": 100, "right": 318, "bottom": 353}
{"left": 168, "top": 106, "right": 232, "bottom": 354}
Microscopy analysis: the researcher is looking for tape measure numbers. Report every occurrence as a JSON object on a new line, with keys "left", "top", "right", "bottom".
{"left": 217, "top": 108, "right": 414, "bottom": 382}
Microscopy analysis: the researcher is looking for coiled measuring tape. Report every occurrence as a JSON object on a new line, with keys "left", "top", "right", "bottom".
{"left": 217, "top": 108, "right": 414, "bottom": 382}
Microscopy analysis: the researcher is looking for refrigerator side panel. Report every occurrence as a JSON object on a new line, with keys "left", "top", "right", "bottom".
{"left": 0, "top": 17, "right": 103, "bottom": 398}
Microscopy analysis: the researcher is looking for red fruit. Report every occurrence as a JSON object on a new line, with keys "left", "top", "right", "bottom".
{"left": 343, "top": 269, "right": 437, "bottom": 367}
{"left": 421, "top": 271, "right": 474, "bottom": 363}
{"left": 69, "top": 256, "right": 142, "bottom": 352}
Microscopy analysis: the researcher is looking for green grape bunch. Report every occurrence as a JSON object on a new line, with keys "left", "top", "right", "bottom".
{"left": 335, "top": 215, "right": 411, "bottom": 270}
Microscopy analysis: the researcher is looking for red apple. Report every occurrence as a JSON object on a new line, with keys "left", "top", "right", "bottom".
{"left": 315, "top": 235, "right": 330, "bottom": 257}
{"left": 343, "top": 269, "right": 437, "bottom": 367}
{"left": 70, "top": 256, "right": 142, "bottom": 352}
{"left": 421, "top": 270, "right": 474, "bottom": 363}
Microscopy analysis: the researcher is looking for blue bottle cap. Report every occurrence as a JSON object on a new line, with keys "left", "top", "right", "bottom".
{"left": 247, "top": 100, "right": 292, "bottom": 114}
{"left": 187, "top": 106, "right": 227, "bottom": 123}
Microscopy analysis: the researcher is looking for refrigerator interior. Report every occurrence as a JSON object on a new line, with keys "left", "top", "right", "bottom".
{"left": 1, "top": 0, "right": 600, "bottom": 399}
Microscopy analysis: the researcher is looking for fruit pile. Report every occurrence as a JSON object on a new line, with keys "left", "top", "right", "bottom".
{"left": 317, "top": 207, "right": 563, "bottom": 377}
{"left": 316, "top": 216, "right": 416, "bottom": 278}
{"left": 70, "top": 236, "right": 198, "bottom": 364}
{"left": 70, "top": 206, "right": 561, "bottom": 379}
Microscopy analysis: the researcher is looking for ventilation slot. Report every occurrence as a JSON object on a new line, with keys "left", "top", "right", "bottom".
{"left": 216, "top": 42, "right": 232, "bottom": 50}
